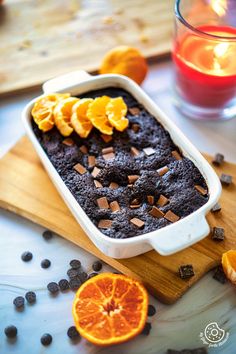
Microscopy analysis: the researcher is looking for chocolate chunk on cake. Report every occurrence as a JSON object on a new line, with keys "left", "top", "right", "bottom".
{"left": 32, "top": 88, "right": 209, "bottom": 239}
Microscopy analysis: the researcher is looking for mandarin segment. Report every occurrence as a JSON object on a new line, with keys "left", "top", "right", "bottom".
{"left": 71, "top": 98, "right": 93, "bottom": 138}
{"left": 31, "top": 93, "right": 70, "bottom": 132}
{"left": 87, "top": 96, "right": 113, "bottom": 135}
{"left": 72, "top": 273, "right": 148, "bottom": 346}
{"left": 106, "top": 97, "right": 129, "bottom": 132}
{"left": 222, "top": 250, "right": 236, "bottom": 284}
{"left": 54, "top": 97, "right": 79, "bottom": 136}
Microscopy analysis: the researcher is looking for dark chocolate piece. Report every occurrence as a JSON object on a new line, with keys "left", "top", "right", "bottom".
{"left": 212, "top": 227, "right": 224, "bottom": 241}
{"left": 213, "top": 266, "right": 227, "bottom": 284}
{"left": 212, "top": 153, "right": 224, "bottom": 166}
{"left": 179, "top": 264, "right": 195, "bottom": 279}
{"left": 211, "top": 202, "right": 221, "bottom": 213}
{"left": 220, "top": 173, "right": 232, "bottom": 186}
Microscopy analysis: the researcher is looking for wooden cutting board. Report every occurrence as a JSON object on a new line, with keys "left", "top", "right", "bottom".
{"left": 0, "top": 0, "right": 173, "bottom": 97}
{"left": 0, "top": 136, "right": 235, "bottom": 304}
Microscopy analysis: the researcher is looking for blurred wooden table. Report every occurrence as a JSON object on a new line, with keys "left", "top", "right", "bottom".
{"left": 0, "top": 62, "right": 236, "bottom": 354}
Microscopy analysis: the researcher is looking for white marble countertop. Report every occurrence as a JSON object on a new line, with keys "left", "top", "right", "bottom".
{"left": 0, "top": 62, "right": 236, "bottom": 354}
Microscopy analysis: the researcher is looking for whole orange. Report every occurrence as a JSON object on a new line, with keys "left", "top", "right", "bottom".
{"left": 99, "top": 46, "right": 148, "bottom": 85}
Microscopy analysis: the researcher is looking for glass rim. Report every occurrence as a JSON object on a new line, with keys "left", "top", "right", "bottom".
{"left": 175, "top": 0, "right": 236, "bottom": 41}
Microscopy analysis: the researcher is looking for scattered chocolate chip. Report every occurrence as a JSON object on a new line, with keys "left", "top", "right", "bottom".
{"left": 147, "top": 195, "right": 154, "bottom": 205}
{"left": 211, "top": 202, "right": 221, "bottom": 213}
{"left": 42, "top": 230, "right": 53, "bottom": 240}
{"left": 103, "top": 152, "right": 115, "bottom": 160}
{"left": 149, "top": 206, "right": 164, "bottom": 218}
{"left": 41, "top": 259, "right": 51, "bottom": 269}
{"left": 157, "top": 166, "right": 169, "bottom": 176}
{"left": 141, "top": 322, "right": 152, "bottom": 335}
{"left": 212, "top": 227, "right": 224, "bottom": 241}
{"left": 157, "top": 194, "right": 169, "bottom": 207}
{"left": 129, "top": 107, "right": 141, "bottom": 116}
{"left": 97, "top": 196, "right": 109, "bottom": 209}
{"left": 131, "top": 146, "right": 140, "bottom": 156}
{"left": 88, "top": 155, "right": 96, "bottom": 168}
{"left": 58, "top": 279, "right": 70, "bottom": 291}
{"left": 69, "top": 277, "right": 82, "bottom": 290}
{"left": 79, "top": 145, "right": 88, "bottom": 154}
{"left": 171, "top": 150, "right": 182, "bottom": 161}
{"left": 98, "top": 219, "right": 113, "bottom": 229}
{"left": 164, "top": 210, "right": 180, "bottom": 223}
{"left": 213, "top": 265, "right": 227, "bottom": 284}
{"left": 131, "top": 123, "right": 140, "bottom": 132}
{"left": 220, "top": 173, "right": 232, "bottom": 186}
{"left": 91, "top": 166, "right": 101, "bottom": 178}
{"left": 194, "top": 185, "right": 208, "bottom": 196}
{"left": 212, "top": 153, "right": 224, "bottom": 166}
{"left": 92, "top": 260, "right": 103, "bottom": 272}
{"left": 47, "top": 282, "right": 59, "bottom": 294}
{"left": 89, "top": 272, "right": 98, "bottom": 278}
{"left": 4, "top": 325, "right": 17, "bottom": 338}
{"left": 110, "top": 200, "right": 120, "bottom": 212}
{"left": 109, "top": 182, "right": 119, "bottom": 189}
{"left": 13, "top": 296, "right": 25, "bottom": 309}
{"left": 21, "top": 251, "right": 33, "bottom": 262}
{"left": 143, "top": 147, "right": 155, "bottom": 156}
{"left": 179, "top": 264, "right": 195, "bottom": 279}
{"left": 41, "top": 333, "right": 52, "bottom": 346}
{"left": 147, "top": 304, "right": 156, "bottom": 317}
{"left": 130, "top": 217, "right": 145, "bottom": 228}
{"left": 70, "top": 259, "right": 81, "bottom": 269}
{"left": 67, "top": 326, "right": 80, "bottom": 340}
{"left": 67, "top": 268, "right": 79, "bottom": 279}
{"left": 62, "top": 138, "right": 74, "bottom": 146}
{"left": 128, "top": 175, "right": 139, "bottom": 183}
{"left": 73, "top": 163, "right": 87, "bottom": 175}
{"left": 101, "top": 134, "right": 112, "bottom": 143}
{"left": 25, "top": 291, "right": 36, "bottom": 304}
{"left": 102, "top": 147, "right": 114, "bottom": 154}
{"left": 94, "top": 180, "right": 103, "bottom": 188}
{"left": 78, "top": 272, "right": 88, "bottom": 283}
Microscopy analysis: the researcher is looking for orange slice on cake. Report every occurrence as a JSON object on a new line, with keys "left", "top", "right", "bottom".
{"left": 72, "top": 273, "right": 148, "bottom": 346}
{"left": 31, "top": 93, "right": 70, "bottom": 132}
{"left": 54, "top": 97, "right": 79, "bottom": 136}
{"left": 87, "top": 96, "right": 113, "bottom": 135}
{"left": 106, "top": 97, "right": 129, "bottom": 132}
{"left": 71, "top": 98, "right": 93, "bottom": 138}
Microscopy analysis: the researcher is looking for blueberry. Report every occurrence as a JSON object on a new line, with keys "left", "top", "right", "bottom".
{"left": 21, "top": 251, "right": 33, "bottom": 262}
{"left": 40, "top": 333, "right": 52, "bottom": 346}
{"left": 4, "top": 325, "right": 17, "bottom": 338}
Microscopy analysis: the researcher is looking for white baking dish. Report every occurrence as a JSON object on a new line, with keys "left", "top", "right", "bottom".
{"left": 22, "top": 70, "right": 221, "bottom": 259}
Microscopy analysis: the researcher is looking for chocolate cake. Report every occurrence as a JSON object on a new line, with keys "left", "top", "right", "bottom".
{"left": 32, "top": 88, "right": 209, "bottom": 239}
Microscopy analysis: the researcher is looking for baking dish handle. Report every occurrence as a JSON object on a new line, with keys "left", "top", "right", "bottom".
{"left": 42, "top": 70, "right": 92, "bottom": 93}
{"left": 149, "top": 214, "right": 210, "bottom": 256}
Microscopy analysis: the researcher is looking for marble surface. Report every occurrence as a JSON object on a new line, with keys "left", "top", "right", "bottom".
{"left": 0, "top": 62, "right": 236, "bottom": 354}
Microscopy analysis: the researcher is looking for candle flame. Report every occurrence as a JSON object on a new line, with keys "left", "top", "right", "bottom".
{"left": 210, "top": 0, "right": 227, "bottom": 17}
{"left": 213, "top": 42, "right": 229, "bottom": 71}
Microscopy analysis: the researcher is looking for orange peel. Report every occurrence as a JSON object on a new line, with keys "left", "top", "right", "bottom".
{"left": 222, "top": 250, "right": 236, "bottom": 284}
{"left": 72, "top": 273, "right": 148, "bottom": 346}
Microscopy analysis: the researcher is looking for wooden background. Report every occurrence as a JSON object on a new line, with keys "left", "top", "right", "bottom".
{"left": 0, "top": 0, "right": 173, "bottom": 96}
{"left": 0, "top": 136, "right": 235, "bottom": 304}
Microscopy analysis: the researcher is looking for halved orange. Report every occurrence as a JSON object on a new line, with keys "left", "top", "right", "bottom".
{"left": 71, "top": 98, "right": 93, "bottom": 138}
{"left": 32, "top": 93, "right": 70, "bottom": 132}
{"left": 54, "top": 97, "right": 79, "bottom": 136}
{"left": 72, "top": 273, "right": 148, "bottom": 346}
{"left": 87, "top": 96, "right": 113, "bottom": 135}
{"left": 222, "top": 250, "right": 236, "bottom": 284}
{"left": 106, "top": 97, "right": 129, "bottom": 132}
